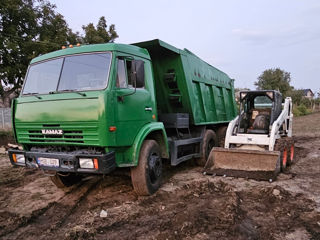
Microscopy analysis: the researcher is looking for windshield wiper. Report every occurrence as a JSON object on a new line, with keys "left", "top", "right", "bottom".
{"left": 59, "top": 90, "right": 86, "bottom": 97}
{"left": 23, "top": 93, "right": 42, "bottom": 99}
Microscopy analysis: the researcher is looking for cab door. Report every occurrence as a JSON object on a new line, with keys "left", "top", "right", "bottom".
{"left": 115, "top": 57, "right": 153, "bottom": 146}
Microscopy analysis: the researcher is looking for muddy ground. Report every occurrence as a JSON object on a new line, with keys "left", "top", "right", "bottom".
{"left": 0, "top": 112, "right": 319, "bottom": 240}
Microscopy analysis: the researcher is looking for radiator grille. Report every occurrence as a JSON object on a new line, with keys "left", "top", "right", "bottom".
{"left": 28, "top": 130, "right": 84, "bottom": 143}
{"left": 16, "top": 122, "right": 99, "bottom": 145}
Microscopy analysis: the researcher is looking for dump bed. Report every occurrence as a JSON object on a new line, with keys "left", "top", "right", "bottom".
{"left": 133, "top": 39, "right": 237, "bottom": 126}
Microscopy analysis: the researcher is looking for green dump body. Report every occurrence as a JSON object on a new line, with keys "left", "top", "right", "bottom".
{"left": 134, "top": 39, "right": 237, "bottom": 125}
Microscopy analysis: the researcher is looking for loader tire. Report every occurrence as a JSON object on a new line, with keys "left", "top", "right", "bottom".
{"left": 50, "top": 173, "right": 82, "bottom": 188}
{"left": 196, "top": 129, "right": 217, "bottom": 166}
{"left": 217, "top": 126, "right": 228, "bottom": 147}
{"left": 280, "top": 146, "right": 288, "bottom": 171}
{"left": 275, "top": 139, "right": 288, "bottom": 172}
{"left": 131, "top": 140, "right": 162, "bottom": 196}
{"left": 287, "top": 141, "right": 295, "bottom": 166}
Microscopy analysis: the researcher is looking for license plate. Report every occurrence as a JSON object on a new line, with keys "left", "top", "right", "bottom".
{"left": 37, "top": 157, "right": 59, "bottom": 167}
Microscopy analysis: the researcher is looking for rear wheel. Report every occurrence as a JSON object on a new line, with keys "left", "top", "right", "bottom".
{"left": 50, "top": 173, "right": 82, "bottom": 188}
{"left": 196, "top": 129, "right": 217, "bottom": 166}
{"left": 131, "top": 140, "right": 162, "bottom": 196}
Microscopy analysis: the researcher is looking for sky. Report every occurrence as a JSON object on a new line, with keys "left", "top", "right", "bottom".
{"left": 51, "top": 0, "right": 320, "bottom": 94}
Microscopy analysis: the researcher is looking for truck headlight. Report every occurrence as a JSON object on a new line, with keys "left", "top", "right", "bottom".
{"left": 79, "top": 158, "right": 99, "bottom": 169}
{"left": 13, "top": 154, "right": 25, "bottom": 164}
{"left": 79, "top": 158, "right": 94, "bottom": 168}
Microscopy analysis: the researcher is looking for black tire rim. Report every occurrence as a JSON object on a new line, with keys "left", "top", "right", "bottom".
{"left": 148, "top": 152, "right": 162, "bottom": 185}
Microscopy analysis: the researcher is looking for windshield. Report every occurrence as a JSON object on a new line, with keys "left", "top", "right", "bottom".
{"left": 22, "top": 52, "right": 112, "bottom": 95}
{"left": 253, "top": 95, "right": 273, "bottom": 108}
{"left": 240, "top": 94, "right": 273, "bottom": 114}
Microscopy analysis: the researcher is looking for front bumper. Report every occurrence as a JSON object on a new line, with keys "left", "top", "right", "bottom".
{"left": 8, "top": 149, "right": 116, "bottom": 174}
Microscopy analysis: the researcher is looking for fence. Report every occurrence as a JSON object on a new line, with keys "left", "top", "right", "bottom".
{"left": 0, "top": 108, "right": 11, "bottom": 129}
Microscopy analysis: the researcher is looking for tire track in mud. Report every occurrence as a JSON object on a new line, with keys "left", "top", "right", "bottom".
{"left": 1, "top": 177, "right": 102, "bottom": 240}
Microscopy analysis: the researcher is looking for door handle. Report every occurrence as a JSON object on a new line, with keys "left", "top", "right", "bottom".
{"left": 145, "top": 107, "right": 153, "bottom": 111}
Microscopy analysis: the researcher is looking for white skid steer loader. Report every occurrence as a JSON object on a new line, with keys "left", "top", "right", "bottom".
{"left": 204, "top": 90, "right": 294, "bottom": 181}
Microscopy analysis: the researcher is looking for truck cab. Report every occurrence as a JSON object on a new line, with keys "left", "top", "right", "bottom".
{"left": 9, "top": 40, "right": 236, "bottom": 195}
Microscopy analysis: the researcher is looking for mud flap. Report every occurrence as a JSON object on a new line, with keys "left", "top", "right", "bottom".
{"left": 204, "top": 147, "right": 281, "bottom": 181}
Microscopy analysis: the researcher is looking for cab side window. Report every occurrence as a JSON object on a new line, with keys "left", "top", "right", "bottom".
{"left": 135, "top": 60, "right": 145, "bottom": 88}
{"left": 126, "top": 60, "right": 135, "bottom": 88}
{"left": 116, "top": 58, "right": 145, "bottom": 89}
{"left": 116, "top": 59, "right": 127, "bottom": 88}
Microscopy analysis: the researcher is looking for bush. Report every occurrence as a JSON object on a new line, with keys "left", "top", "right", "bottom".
{"left": 297, "top": 104, "right": 308, "bottom": 115}
{"left": 293, "top": 104, "right": 312, "bottom": 117}
{"left": 301, "top": 98, "right": 313, "bottom": 108}
{"left": 0, "top": 130, "right": 15, "bottom": 146}
{"left": 293, "top": 107, "right": 301, "bottom": 117}
{"left": 0, "top": 130, "right": 13, "bottom": 137}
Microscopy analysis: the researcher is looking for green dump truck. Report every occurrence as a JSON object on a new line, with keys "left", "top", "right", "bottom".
{"left": 9, "top": 39, "right": 237, "bottom": 195}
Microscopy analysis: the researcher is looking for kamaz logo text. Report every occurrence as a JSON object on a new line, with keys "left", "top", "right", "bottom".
{"left": 41, "top": 129, "right": 63, "bottom": 135}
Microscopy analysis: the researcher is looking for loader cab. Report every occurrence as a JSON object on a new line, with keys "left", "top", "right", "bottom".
{"left": 238, "top": 90, "right": 282, "bottom": 134}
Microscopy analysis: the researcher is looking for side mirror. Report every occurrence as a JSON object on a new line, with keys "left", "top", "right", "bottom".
{"left": 117, "top": 70, "right": 137, "bottom": 102}
{"left": 116, "top": 59, "right": 144, "bottom": 102}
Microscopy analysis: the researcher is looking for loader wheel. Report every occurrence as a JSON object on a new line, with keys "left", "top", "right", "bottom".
{"left": 217, "top": 126, "right": 228, "bottom": 147}
{"left": 131, "top": 140, "right": 162, "bottom": 196}
{"left": 196, "top": 130, "right": 217, "bottom": 166}
{"left": 287, "top": 143, "right": 295, "bottom": 166}
{"left": 280, "top": 147, "right": 288, "bottom": 171}
{"left": 50, "top": 173, "right": 82, "bottom": 188}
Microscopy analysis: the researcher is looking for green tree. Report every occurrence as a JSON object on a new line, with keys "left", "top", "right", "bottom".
{"left": 255, "top": 68, "right": 292, "bottom": 97}
{"left": 37, "top": 1, "right": 71, "bottom": 53}
{"left": 0, "top": 0, "right": 38, "bottom": 106}
{"left": 0, "top": 0, "right": 71, "bottom": 106}
{"left": 287, "top": 89, "right": 304, "bottom": 105}
{"left": 0, "top": 1, "right": 118, "bottom": 107}
{"left": 82, "top": 16, "right": 118, "bottom": 44}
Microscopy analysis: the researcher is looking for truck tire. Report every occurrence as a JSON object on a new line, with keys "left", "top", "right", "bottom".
{"left": 217, "top": 126, "right": 228, "bottom": 147}
{"left": 196, "top": 129, "right": 217, "bottom": 166}
{"left": 131, "top": 140, "right": 162, "bottom": 196}
{"left": 50, "top": 173, "right": 82, "bottom": 188}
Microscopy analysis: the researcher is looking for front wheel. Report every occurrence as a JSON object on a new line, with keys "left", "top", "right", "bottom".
{"left": 131, "top": 140, "right": 162, "bottom": 196}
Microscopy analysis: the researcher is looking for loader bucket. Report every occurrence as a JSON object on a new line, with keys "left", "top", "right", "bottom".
{"left": 204, "top": 147, "right": 281, "bottom": 181}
